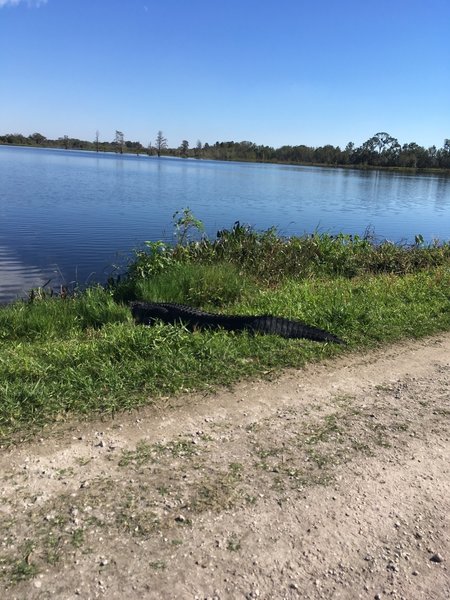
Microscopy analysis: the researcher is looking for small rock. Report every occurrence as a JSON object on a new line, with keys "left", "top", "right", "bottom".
{"left": 387, "top": 561, "right": 399, "bottom": 572}
{"left": 175, "top": 515, "right": 186, "bottom": 523}
{"left": 430, "top": 553, "right": 444, "bottom": 563}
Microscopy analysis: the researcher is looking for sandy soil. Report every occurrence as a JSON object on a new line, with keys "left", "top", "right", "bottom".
{"left": 1, "top": 333, "right": 449, "bottom": 600}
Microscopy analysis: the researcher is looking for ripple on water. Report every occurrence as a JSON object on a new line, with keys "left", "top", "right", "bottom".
{"left": 0, "top": 246, "right": 50, "bottom": 304}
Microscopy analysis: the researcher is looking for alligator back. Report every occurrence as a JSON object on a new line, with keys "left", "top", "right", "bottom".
{"left": 130, "top": 301, "right": 225, "bottom": 327}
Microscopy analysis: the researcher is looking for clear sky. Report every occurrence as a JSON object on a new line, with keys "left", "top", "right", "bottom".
{"left": 1, "top": 0, "right": 449, "bottom": 149}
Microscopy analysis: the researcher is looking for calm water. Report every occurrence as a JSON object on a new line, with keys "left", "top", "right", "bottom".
{"left": 1, "top": 145, "right": 449, "bottom": 303}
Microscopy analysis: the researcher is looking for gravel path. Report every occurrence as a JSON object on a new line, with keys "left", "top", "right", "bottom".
{"left": 1, "top": 333, "right": 449, "bottom": 599}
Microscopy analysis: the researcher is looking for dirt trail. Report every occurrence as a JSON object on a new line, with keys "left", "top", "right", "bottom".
{"left": 1, "top": 334, "right": 449, "bottom": 600}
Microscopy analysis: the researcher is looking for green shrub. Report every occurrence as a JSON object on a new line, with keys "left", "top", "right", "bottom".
{"left": 126, "top": 220, "right": 450, "bottom": 287}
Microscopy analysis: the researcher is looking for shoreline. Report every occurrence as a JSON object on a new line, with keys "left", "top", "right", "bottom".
{"left": 2, "top": 142, "right": 450, "bottom": 175}
{"left": 1, "top": 226, "right": 449, "bottom": 443}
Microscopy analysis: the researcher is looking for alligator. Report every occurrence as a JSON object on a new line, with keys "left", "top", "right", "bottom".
{"left": 130, "top": 301, "right": 345, "bottom": 344}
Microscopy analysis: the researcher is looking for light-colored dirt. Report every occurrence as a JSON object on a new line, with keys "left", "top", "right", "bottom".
{"left": 1, "top": 334, "right": 449, "bottom": 600}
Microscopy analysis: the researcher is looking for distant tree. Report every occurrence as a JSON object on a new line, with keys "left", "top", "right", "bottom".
{"left": 427, "top": 145, "right": 438, "bottom": 168}
{"left": 398, "top": 142, "right": 429, "bottom": 168}
{"left": 275, "top": 145, "right": 294, "bottom": 162}
{"left": 438, "top": 139, "right": 450, "bottom": 168}
{"left": 291, "top": 144, "right": 314, "bottom": 163}
{"left": 180, "top": 139, "right": 189, "bottom": 157}
{"left": 70, "top": 138, "right": 84, "bottom": 150}
{"left": 125, "top": 140, "right": 143, "bottom": 155}
{"left": 194, "top": 139, "right": 202, "bottom": 159}
{"left": 95, "top": 130, "right": 100, "bottom": 152}
{"left": 341, "top": 142, "right": 355, "bottom": 165}
{"left": 371, "top": 132, "right": 397, "bottom": 154}
{"left": 314, "top": 145, "right": 340, "bottom": 165}
{"left": 114, "top": 130, "right": 124, "bottom": 153}
{"left": 359, "top": 132, "right": 400, "bottom": 166}
{"left": 255, "top": 144, "right": 275, "bottom": 162}
{"left": 155, "top": 130, "right": 168, "bottom": 157}
{"left": 1, "top": 133, "right": 27, "bottom": 145}
{"left": 29, "top": 132, "right": 46, "bottom": 145}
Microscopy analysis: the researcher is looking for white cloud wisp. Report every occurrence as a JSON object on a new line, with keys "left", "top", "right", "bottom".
{"left": 0, "top": 0, "right": 47, "bottom": 8}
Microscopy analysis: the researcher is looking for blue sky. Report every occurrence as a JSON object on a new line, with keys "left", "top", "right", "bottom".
{"left": 1, "top": 0, "right": 449, "bottom": 149}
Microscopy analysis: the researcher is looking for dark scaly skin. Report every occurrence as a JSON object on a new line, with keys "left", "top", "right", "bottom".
{"left": 130, "top": 301, "right": 345, "bottom": 344}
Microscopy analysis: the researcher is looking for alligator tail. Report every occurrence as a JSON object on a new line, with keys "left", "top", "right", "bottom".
{"left": 248, "top": 315, "right": 345, "bottom": 344}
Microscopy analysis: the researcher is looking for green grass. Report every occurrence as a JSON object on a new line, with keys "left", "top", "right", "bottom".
{"left": 118, "top": 262, "right": 257, "bottom": 307}
{"left": 0, "top": 223, "right": 449, "bottom": 443}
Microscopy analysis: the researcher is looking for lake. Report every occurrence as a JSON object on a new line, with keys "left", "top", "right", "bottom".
{"left": 1, "top": 145, "right": 449, "bottom": 303}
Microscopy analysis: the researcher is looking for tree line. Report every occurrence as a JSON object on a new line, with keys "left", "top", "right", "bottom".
{"left": 1, "top": 130, "right": 449, "bottom": 170}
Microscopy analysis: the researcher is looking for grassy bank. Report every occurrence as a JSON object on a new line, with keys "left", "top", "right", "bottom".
{"left": 1, "top": 220, "right": 449, "bottom": 443}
